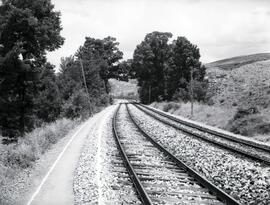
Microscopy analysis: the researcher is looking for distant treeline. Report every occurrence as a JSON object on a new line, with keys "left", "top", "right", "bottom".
{"left": 0, "top": 0, "right": 127, "bottom": 141}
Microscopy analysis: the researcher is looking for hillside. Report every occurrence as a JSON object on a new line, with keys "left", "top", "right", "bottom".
{"left": 152, "top": 53, "right": 270, "bottom": 142}
{"left": 109, "top": 79, "right": 138, "bottom": 99}
{"left": 206, "top": 59, "right": 270, "bottom": 109}
{"left": 205, "top": 53, "right": 270, "bottom": 140}
{"left": 205, "top": 53, "right": 270, "bottom": 70}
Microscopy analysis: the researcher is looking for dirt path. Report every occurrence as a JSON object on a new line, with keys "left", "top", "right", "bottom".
{"left": 27, "top": 106, "right": 115, "bottom": 205}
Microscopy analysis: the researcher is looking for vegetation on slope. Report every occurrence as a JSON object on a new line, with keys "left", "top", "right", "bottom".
{"left": 151, "top": 101, "right": 235, "bottom": 130}
{"left": 151, "top": 54, "right": 270, "bottom": 141}
{"left": 205, "top": 55, "right": 270, "bottom": 138}
{"left": 206, "top": 59, "right": 270, "bottom": 109}
{"left": 205, "top": 53, "right": 270, "bottom": 70}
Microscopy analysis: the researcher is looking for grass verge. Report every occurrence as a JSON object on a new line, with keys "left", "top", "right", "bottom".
{"left": 150, "top": 101, "right": 270, "bottom": 143}
{"left": 151, "top": 101, "right": 235, "bottom": 129}
{"left": 0, "top": 118, "right": 79, "bottom": 204}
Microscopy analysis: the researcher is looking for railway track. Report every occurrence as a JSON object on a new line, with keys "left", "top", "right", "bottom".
{"left": 112, "top": 103, "right": 241, "bottom": 205}
{"left": 132, "top": 102, "right": 270, "bottom": 165}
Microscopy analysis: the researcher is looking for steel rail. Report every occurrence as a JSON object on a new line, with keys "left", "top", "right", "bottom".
{"left": 136, "top": 102, "right": 270, "bottom": 153}
{"left": 112, "top": 104, "right": 153, "bottom": 205}
{"left": 132, "top": 102, "right": 270, "bottom": 165}
{"left": 125, "top": 103, "right": 241, "bottom": 205}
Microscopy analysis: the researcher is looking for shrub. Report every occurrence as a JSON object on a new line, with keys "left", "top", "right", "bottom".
{"left": 161, "top": 102, "right": 181, "bottom": 112}
{"left": 1, "top": 118, "right": 78, "bottom": 170}
{"left": 6, "top": 143, "right": 36, "bottom": 168}
{"left": 172, "top": 88, "right": 189, "bottom": 102}
{"left": 99, "top": 94, "right": 110, "bottom": 105}
{"left": 256, "top": 123, "right": 270, "bottom": 135}
{"left": 192, "top": 80, "right": 208, "bottom": 102}
{"left": 226, "top": 107, "right": 270, "bottom": 136}
{"left": 172, "top": 80, "right": 208, "bottom": 103}
{"left": 62, "top": 90, "right": 90, "bottom": 119}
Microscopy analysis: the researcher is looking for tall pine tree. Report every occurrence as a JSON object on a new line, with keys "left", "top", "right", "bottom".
{"left": 0, "top": 0, "right": 64, "bottom": 140}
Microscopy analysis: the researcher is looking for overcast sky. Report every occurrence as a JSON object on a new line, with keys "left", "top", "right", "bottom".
{"left": 47, "top": 0, "right": 270, "bottom": 69}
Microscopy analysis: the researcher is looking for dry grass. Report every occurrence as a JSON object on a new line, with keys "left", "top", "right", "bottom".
{"left": 205, "top": 53, "right": 270, "bottom": 70}
{"left": 151, "top": 101, "right": 270, "bottom": 142}
{"left": 0, "top": 118, "right": 79, "bottom": 204}
{"left": 202, "top": 55, "right": 270, "bottom": 140}
{"left": 206, "top": 60, "right": 270, "bottom": 109}
{"left": 151, "top": 101, "right": 235, "bottom": 129}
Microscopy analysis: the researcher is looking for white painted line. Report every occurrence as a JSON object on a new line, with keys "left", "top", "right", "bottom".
{"left": 26, "top": 120, "right": 90, "bottom": 205}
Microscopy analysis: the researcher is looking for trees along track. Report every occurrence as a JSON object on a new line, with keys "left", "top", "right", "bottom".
{"left": 112, "top": 103, "right": 241, "bottom": 205}
{"left": 131, "top": 102, "right": 270, "bottom": 165}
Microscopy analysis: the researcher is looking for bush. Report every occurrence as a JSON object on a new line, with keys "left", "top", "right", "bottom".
{"left": 226, "top": 107, "right": 270, "bottom": 136}
{"left": 192, "top": 80, "right": 208, "bottom": 102}
{"left": 62, "top": 90, "right": 90, "bottom": 119}
{"left": 6, "top": 143, "right": 36, "bottom": 168}
{"left": 1, "top": 118, "right": 78, "bottom": 169}
{"left": 172, "top": 80, "right": 208, "bottom": 103}
{"left": 99, "top": 94, "right": 110, "bottom": 106}
{"left": 161, "top": 102, "right": 181, "bottom": 112}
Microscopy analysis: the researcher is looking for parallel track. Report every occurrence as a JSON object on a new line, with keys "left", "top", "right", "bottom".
{"left": 132, "top": 102, "right": 270, "bottom": 165}
{"left": 112, "top": 103, "right": 241, "bottom": 205}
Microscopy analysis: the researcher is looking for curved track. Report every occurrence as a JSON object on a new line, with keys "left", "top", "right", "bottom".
{"left": 112, "top": 103, "right": 241, "bottom": 205}
{"left": 132, "top": 102, "right": 270, "bottom": 165}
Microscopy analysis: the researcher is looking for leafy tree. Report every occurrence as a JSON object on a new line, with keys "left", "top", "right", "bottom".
{"left": 57, "top": 56, "right": 82, "bottom": 102}
{"left": 0, "top": 46, "right": 35, "bottom": 139}
{"left": 57, "top": 55, "right": 107, "bottom": 118}
{"left": 168, "top": 36, "right": 206, "bottom": 101}
{"left": 132, "top": 32, "right": 206, "bottom": 104}
{"left": 57, "top": 56, "right": 91, "bottom": 118}
{"left": 132, "top": 31, "right": 173, "bottom": 103}
{"left": 0, "top": 0, "right": 64, "bottom": 60}
{"left": 117, "top": 59, "right": 133, "bottom": 81}
{"left": 34, "top": 63, "right": 61, "bottom": 124}
{"left": 57, "top": 36, "right": 124, "bottom": 119}
{"left": 62, "top": 89, "right": 90, "bottom": 119}
{"left": 0, "top": 0, "right": 64, "bottom": 140}
{"left": 76, "top": 36, "right": 123, "bottom": 93}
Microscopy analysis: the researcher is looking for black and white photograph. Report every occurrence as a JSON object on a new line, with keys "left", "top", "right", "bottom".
{"left": 0, "top": 0, "right": 270, "bottom": 204}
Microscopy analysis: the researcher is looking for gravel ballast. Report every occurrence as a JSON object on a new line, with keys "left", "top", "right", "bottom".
{"left": 128, "top": 104, "right": 270, "bottom": 205}
{"left": 136, "top": 104, "right": 270, "bottom": 163}
{"left": 117, "top": 105, "right": 224, "bottom": 205}
{"left": 73, "top": 105, "right": 140, "bottom": 204}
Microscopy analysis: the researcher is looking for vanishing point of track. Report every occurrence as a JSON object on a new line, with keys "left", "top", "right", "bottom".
{"left": 112, "top": 103, "right": 241, "bottom": 205}
{"left": 132, "top": 102, "right": 270, "bottom": 165}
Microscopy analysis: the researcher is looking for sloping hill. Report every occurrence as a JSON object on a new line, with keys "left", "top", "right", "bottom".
{"left": 205, "top": 53, "right": 270, "bottom": 109}
{"left": 206, "top": 53, "right": 270, "bottom": 70}
{"left": 204, "top": 53, "right": 270, "bottom": 139}
{"left": 109, "top": 79, "right": 138, "bottom": 99}
{"left": 150, "top": 53, "right": 270, "bottom": 141}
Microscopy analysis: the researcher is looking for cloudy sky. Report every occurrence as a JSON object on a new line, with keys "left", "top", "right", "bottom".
{"left": 47, "top": 0, "right": 270, "bottom": 69}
